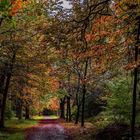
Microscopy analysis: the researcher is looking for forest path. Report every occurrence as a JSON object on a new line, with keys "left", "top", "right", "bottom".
{"left": 25, "top": 116, "right": 70, "bottom": 140}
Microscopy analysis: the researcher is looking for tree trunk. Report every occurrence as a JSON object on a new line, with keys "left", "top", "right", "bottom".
{"left": 60, "top": 97, "right": 65, "bottom": 119}
{"left": 68, "top": 97, "right": 71, "bottom": 121}
{"left": 25, "top": 106, "right": 30, "bottom": 119}
{"left": 75, "top": 74, "right": 81, "bottom": 124}
{"left": 66, "top": 96, "right": 71, "bottom": 122}
{"left": 0, "top": 52, "right": 16, "bottom": 128}
{"left": 81, "top": 84, "right": 86, "bottom": 127}
{"left": 131, "top": 17, "right": 140, "bottom": 140}
{"left": 81, "top": 59, "right": 88, "bottom": 127}
{"left": 66, "top": 97, "right": 69, "bottom": 122}
{"left": 0, "top": 73, "right": 12, "bottom": 127}
{"left": 0, "top": 73, "right": 6, "bottom": 122}
{"left": 0, "top": 74, "right": 6, "bottom": 94}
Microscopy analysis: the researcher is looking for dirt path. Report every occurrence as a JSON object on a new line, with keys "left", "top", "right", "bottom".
{"left": 25, "top": 117, "right": 69, "bottom": 140}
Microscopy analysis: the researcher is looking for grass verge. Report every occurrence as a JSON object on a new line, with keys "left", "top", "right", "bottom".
{"left": 0, "top": 117, "right": 39, "bottom": 140}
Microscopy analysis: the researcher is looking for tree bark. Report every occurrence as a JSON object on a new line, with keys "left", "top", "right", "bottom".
{"left": 68, "top": 97, "right": 71, "bottom": 121}
{"left": 66, "top": 96, "right": 71, "bottom": 122}
{"left": 0, "top": 52, "right": 16, "bottom": 128}
{"left": 81, "top": 59, "right": 88, "bottom": 127}
{"left": 0, "top": 74, "right": 6, "bottom": 94}
{"left": 66, "top": 97, "right": 69, "bottom": 122}
{"left": 25, "top": 106, "right": 30, "bottom": 119}
{"left": 131, "top": 17, "right": 140, "bottom": 140}
{"left": 75, "top": 75, "right": 81, "bottom": 124}
{"left": 60, "top": 97, "right": 65, "bottom": 119}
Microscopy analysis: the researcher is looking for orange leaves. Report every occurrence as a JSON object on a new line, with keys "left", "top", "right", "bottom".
{"left": 124, "top": 60, "right": 140, "bottom": 70}
{"left": 49, "top": 98, "right": 59, "bottom": 111}
{"left": 47, "top": 77, "right": 59, "bottom": 93}
{"left": 10, "top": 0, "right": 22, "bottom": 16}
{"left": 8, "top": 0, "right": 30, "bottom": 16}
{"left": 85, "top": 34, "right": 101, "bottom": 42}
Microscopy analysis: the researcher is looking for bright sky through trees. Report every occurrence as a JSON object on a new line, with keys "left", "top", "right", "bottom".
{"left": 61, "top": 0, "right": 72, "bottom": 9}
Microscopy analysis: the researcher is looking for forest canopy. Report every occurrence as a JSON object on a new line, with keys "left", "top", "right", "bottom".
{"left": 0, "top": 0, "right": 140, "bottom": 140}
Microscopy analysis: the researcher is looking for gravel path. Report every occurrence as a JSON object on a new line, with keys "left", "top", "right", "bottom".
{"left": 26, "top": 117, "right": 69, "bottom": 140}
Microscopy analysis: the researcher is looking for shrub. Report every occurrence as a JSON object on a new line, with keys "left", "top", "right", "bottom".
{"left": 105, "top": 76, "right": 132, "bottom": 123}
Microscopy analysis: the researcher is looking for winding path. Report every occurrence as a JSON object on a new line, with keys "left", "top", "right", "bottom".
{"left": 26, "top": 117, "right": 69, "bottom": 140}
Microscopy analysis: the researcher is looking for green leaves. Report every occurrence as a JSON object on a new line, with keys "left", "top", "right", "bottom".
{"left": 0, "top": 0, "right": 11, "bottom": 12}
{"left": 105, "top": 76, "right": 132, "bottom": 123}
{"left": 56, "top": 89, "right": 68, "bottom": 99}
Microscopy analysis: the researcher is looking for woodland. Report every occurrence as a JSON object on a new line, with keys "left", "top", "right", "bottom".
{"left": 0, "top": 0, "right": 140, "bottom": 140}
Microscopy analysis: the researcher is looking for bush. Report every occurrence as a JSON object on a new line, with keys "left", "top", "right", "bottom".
{"left": 105, "top": 76, "right": 132, "bottom": 123}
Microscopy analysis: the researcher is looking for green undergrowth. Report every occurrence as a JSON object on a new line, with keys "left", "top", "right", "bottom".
{"left": 0, "top": 132, "right": 24, "bottom": 140}
{"left": 0, "top": 117, "right": 40, "bottom": 140}
{"left": 5, "top": 118, "right": 38, "bottom": 129}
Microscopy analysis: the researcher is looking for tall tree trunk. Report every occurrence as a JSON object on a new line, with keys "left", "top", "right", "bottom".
{"left": 66, "top": 73, "right": 71, "bottom": 122}
{"left": 25, "top": 105, "right": 30, "bottom": 119}
{"left": 66, "top": 96, "right": 71, "bottom": 122}
{"left": 0, "top": 74, "right": 6, "bottom": 94}
{"left": 0, "top": 74, "right": 12, "bottom": 127}
{"left": 75, "top": 74, "right": 81, "bottom": 124}
{"left": 81, "top": 59, "right": 88, "bottom": 127}
{"left": 0, "top": 52, "right": 16, "bottom": 128}
{"left": 131, "top": 17, "right": 140, "bottom": 140}
{"left": 60, "top": 97, "right": 65, "bottom": 119}
{"left": 66, "top": 97, "right": 69, "bottom": 122}
{"left": 68, "top": 97, "right": 71, "bottom": 122}
{"left": 0, "top": 73, "right": 6, "bottom": 120}
{"left": 81, "top": 84, "right": 86, "bottom": 127}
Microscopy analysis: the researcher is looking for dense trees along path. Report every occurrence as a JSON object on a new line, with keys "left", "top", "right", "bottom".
{"left": 26, "top": 117, "right": 69, "bottom": 140}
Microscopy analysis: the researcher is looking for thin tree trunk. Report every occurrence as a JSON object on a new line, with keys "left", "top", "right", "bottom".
{"left": 81, "top": 84, "right": 86, "bottom": 127}
{"left": 131, "top": 17, "right": 140, "bottom": 140}
{"left": 66, "top": 73, "right": 71, "bottom": 122}
{"left": 75, "top": 74, "right": 80, "bottom": 124}
{"left": 0, "top": 52, "right": 16, "bottom": 128}
{"left": 0, "top": 74, "right": 6, "bottom": 94}
{"left": 66, "top": 97, "right": 69, "bottom": 122}
{"left": 60, "top": 97, "right": 65, "bottom": 119}
{"left": 81, "top": 59, "right": 88, "bottom": 127}
{"left": 0, "top": 74, "right": 12, "bottom": 127}
{"left": 66, "top": 96, "right": 71, "bottom": 122}
{"left": 25, "top": 106, "right": 30, "bottom": 119}
{"left": 68, "top": 97, "right": 71, "bottom": 121}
